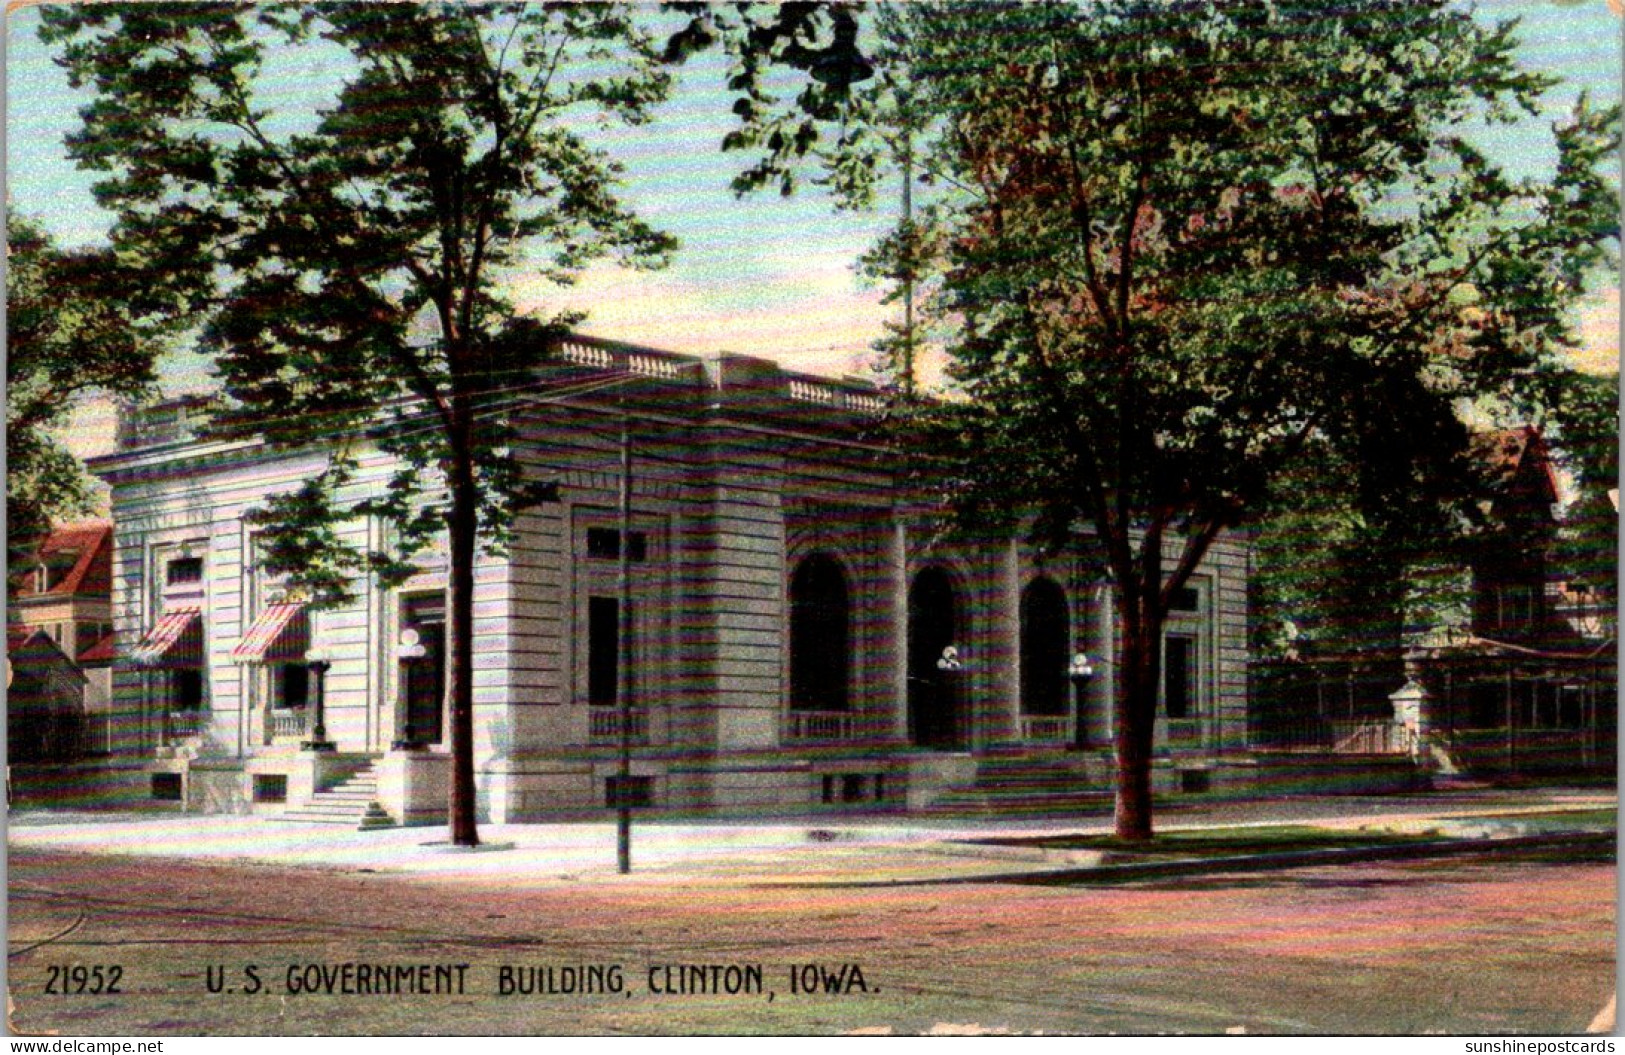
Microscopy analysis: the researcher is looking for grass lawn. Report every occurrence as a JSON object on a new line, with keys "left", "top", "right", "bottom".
{"left": 961, "top": 823, "right": 1460, "bottom": 857}
{"left": 1469, "top": 807, "right": 1617, "bottom": 828}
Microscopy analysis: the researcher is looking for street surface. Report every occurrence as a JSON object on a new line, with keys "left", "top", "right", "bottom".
{"left": 7, "top": 838, "right": 1614, "bottom": 1035}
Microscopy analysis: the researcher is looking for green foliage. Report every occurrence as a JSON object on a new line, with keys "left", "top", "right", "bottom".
{"left": 815, "top": 1, "right": 1619, "bottom": 836}
{"left": 663, "top": 2, "right": 879, "bottom": 198}
{"left": 851, "top": 1, "right": 1616, "bottom": 611}
{"left": 1550, "top": 370, "right": 1619, "bottom": 492}
{"left": 1550, "top": 371, "right": 1619, "bottom": 628}
{"left": 41, "top": 3, "right": 678, "bottom": 608}
{"left": 6, "top": 212, "right": 168, "bottom": 564}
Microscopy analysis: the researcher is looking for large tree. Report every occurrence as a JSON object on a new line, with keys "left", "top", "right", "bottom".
{"left": 1549, "top": 370, "right": 1619, "bottom": 636}
{"left": 42, "top": 2, "right": 684, "bottom": 846}
{"left": 6, "top": 212, "right": 170, "bottom": 573}
{"left": 844, "top": 1, "right": 1617, "bottom": 839}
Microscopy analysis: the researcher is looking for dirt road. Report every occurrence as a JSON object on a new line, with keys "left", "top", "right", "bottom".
{"left": 7, "top": 844, "right": 1612, "bottom": 1036}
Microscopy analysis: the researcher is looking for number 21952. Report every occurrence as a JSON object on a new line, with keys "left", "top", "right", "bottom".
{"left": 45, "top": 964, "right": 123, "bottom": 995}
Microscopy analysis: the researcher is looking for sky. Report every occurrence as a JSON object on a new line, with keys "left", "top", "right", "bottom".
{"left": 5, "top": 1, "right": 1621, "bottom": 461}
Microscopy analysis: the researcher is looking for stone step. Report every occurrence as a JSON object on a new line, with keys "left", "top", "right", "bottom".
{"left": 287, "top": 803, "right": 375, "bottom": 819}
{"left": 919, "top": 790, "right": 1116, "bottom": 818}
{"left": 357, "top": 803, "right": 395, "bottom": 830}
{"left": 272, "top": 763, "right": 393, "bottom": 830}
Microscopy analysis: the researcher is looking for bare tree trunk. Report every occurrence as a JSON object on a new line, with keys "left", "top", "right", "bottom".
{"left": 1113, "top": 589, "right": 1162, "bottom": 841}
{"left": 446, "top": 452, "right": 480, "bottom": 848}
{"left": 1111, "top": 524, "right": 1169, "bottom": 843}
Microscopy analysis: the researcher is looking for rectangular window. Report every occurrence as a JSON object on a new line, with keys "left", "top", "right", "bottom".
{"left": 588, "top": 596, "right": 620, "bottom": 706}
{"left": 166, "top": 557, "right": 204, "bottom": 586}
{"left": 604, "top": 775, "right": 652, "bottom": 809}
{"left": 172, "top": 668, "right": 204, "bottom": 711}
{"left": 151, "top": 773, "right": 183, "bottom": 801}
{"left": 275, "top": 663, "right": 309, "bottom": 709}
{"left": 252, "top": 774, "right": 288, "bottom": 803}
{"left": 586, "top": 527, "right": 647, "bottom": 562}
{"left": 1164, "top": 635, "right": 1195, "bottom": 719}
{"left": 1169, "top": 586, "right": 1200, "bottom": 612}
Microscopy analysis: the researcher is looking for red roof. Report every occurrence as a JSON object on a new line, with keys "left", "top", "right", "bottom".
{"left": 1473, "top": 425, "right": 1558, "bottom": 506}
{"left": 15, "top": 521, "right": 112, "bottom": 599}
{"left": 79, "top": 632, "right": 117, "bottom": 665}
{"left": 7, "top": 624, "right": 83, "bottom": 679}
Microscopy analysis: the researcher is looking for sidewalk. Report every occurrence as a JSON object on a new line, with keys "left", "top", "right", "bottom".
{"left": 6, "top": 786, "right": 1614, "bottom": 888}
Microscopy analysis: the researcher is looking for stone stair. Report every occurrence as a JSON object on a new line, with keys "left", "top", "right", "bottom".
{"left": 919, "top": 748, "right": 1116, "bottom": 817}
{"left": 275, "top": 765, "right": 396, "bottom": 830}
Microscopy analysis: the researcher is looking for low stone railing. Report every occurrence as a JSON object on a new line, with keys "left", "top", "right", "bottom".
{"left": 785, "top": 710, "right": 856, "bottom": 742}
{"left": 1261, "top": 717, "right": 1413, "bottom": 755}
{"left": 1018, "top": 714, "right": 1074, "bottom": 744}
{"left": 589, "top": 706, "right": 649, "bottom": 743}
{"left": 557, "top": 339, "right": 692, "bottom": 381}
{"left": 1329, "top": 719, "right": 1413, "bottom": 755}
{"left": 786, "top": 378, "right": 887, "bottom": 414}
{"left": 165, "top": 710, "right": 207, "bottom": 742}
{"left": 270, "top": 709, "right": 307, "bottom": 740}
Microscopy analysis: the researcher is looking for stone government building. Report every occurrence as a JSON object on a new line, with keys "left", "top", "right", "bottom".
{"left": 89, "top": 336, "right": 1259, "bottom": 825}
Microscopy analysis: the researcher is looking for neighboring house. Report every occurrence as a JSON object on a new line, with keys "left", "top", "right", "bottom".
{"left": 89, "top": 338, "right": 1257, "bottom": 824}
{"left": 7, "top": 625, "right": 89, "bottom": 763}
{"left": 1403, "top": 427, "right": 1615, "bottom": 778}
{"left": 10, "top": 521, "right": 117, "bottom": 755}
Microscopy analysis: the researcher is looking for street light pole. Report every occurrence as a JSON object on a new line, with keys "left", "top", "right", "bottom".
{"left": 900, "top": 125, "right": 916, "bottom": 401}
{"left": 616, "top": 414, "right": 633, "bottom": 875}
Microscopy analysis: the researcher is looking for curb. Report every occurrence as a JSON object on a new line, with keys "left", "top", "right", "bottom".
{"left": 770, "top": 830, "right": 1616, "bottom": 888}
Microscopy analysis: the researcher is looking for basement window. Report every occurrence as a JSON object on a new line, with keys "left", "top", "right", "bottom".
{"left": 253, "top": 775, "right": 288, "bottom": 804}
{"left": 151, "top": 773, "right": 183, "bottom": 801}
{"left": 605, "top": 775, "right": 652, "bottom": 809}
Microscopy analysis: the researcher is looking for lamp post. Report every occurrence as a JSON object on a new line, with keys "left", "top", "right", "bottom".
{"left": 1068, "top": 652, "right": 1095, "bottom": 749}
{"left": 935, "top": 644, "right": 963, "bottom": 748}
{"left": 301, "top": 646, "right": 335, "bottom": 752}
{"left": 616, "top": 414, "right": 634, "bottom": 875}
{"left": 394, "top": 628, "right": 428, "bottom": 750}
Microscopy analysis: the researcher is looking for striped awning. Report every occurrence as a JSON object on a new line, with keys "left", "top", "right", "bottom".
{"left": 231, "top": 602, "right": 309, "bottom": 664}
{"left": 129, "top": 607, "right": 203, "bottom": 668}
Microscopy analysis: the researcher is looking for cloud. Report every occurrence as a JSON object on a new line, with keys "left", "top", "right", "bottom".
{"left": 1571, "top": 291, "right": 1620, "bottom": 375}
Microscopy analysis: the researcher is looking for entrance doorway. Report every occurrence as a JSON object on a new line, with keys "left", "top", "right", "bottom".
{"left": 1020, "top": 577, "right": 1070, "bottom": 719}
{"left": 908, "top": 566, "right": 963, "bottom": 749}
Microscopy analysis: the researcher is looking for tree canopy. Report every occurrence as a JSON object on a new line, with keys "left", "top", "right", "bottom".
{"left": 6, "top": 212, "right": 169, "bottom": 568}
{"left": 41, "top": 1, "right": 690, "bottom": 845}
{"left": 842, "top": 0, "right": 1618, "bottom": 837}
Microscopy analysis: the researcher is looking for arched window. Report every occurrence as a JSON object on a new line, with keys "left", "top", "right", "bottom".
{"left": 789, "top": 554, "right": 849, "bottom": 712}
{"left": 908, "top": 565, "right": 962, "bottom": 749}
{"left": 1020, "top": 577, "right": 1070, "bottom": 716}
